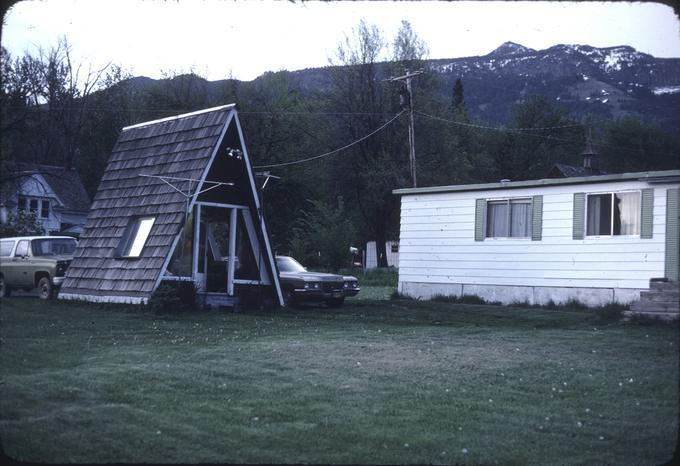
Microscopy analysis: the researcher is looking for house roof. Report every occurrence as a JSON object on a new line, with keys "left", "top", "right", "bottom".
{"left": 3, "top": 163, "right": 91, "bottom": 212}
{"left": 60, "top": 105, "right": 237, "bottom": 300}
{"left": 393, "top": 169, "right": 680, "bottom": 196}
{"left": 547, "top": 163, "right": 607, "bottom": 179}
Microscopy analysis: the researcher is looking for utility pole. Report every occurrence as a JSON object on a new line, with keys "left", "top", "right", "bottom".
{"left": 386, "top": 69, "right": 423, "bottom": 188}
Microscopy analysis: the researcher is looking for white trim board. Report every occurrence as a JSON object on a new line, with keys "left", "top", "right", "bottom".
{"left": 122, "top": 104, "right": 236, "bottom": 131}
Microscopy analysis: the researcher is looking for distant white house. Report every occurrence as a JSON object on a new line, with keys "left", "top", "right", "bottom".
{"left": 364, "top": 240, "right": 399, "bottom": 269}
{"left": 393, "top": 170, "right": 680, "bottom": 307}
{"left": 0, "top": 164, "right": 91, "bottom": 236}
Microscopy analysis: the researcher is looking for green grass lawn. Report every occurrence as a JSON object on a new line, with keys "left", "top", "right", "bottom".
{"left": 1, "top": 289, "right": 678, "bottom": 465}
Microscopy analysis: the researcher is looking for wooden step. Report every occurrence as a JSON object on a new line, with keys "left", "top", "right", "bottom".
{"left": 199, "top": 293, "right": 239, "bottom": 309}
{"left": 638, "top": 291, "right": 680, "bottom": 303}
{"left": 629, "top": 302, "right": 679, "bottom": 313}
{"left": 649, "top": 281, "right": 680, "bottom": 292}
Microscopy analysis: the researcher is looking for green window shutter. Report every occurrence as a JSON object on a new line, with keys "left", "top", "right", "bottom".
{"left": 475, "top": 198, "right": 486, "bottom": 241}
{"left": 573, "top": 193, "right": 585, "bottom": 240}
{"left": 665, "top": 188, "right": 679, "bottom": 281}
{"left": 531, "top": 195, "right": 543, "bottom": 241}
{"left": 640, "top": 188, "right": 654, "bottom": 239}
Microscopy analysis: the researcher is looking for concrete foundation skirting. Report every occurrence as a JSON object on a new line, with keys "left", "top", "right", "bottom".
{"left": 399, "top": 282, "right": 643, "bottom": 307}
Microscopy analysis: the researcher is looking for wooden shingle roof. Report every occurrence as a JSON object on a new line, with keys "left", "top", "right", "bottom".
{"left": 60, "top": 105, "right": 235, "bottom": 301}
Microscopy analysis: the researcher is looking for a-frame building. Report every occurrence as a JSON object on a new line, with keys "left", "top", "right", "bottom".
{"left": 59, "top": 104, "right": 284, "bottom": 306}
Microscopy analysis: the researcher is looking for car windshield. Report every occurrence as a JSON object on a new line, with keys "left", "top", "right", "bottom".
{"left": 32, "top": 238, "right": 77, "bottom": 256}
{"left": 276, "top": 256, "right": 307, "bottom": 273}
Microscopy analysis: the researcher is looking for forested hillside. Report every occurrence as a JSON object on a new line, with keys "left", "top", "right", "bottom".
{"left": 2, "top": 23, "right": 679, "bottom": 267}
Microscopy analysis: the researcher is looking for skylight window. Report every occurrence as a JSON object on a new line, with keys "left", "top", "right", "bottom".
{"left": 117, "top": 217, "right": 156, "bottom": 258}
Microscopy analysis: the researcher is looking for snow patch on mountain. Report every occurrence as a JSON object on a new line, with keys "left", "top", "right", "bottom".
{"left": 604, "top": 51, "right": 624, "bottom": 71}
{"left": 652, "top": 85, "right": 680, "bottom": 95}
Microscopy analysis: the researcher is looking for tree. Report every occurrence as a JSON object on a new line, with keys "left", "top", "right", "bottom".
{"left": 0, "top": 210, "right": 44, "bottom": 237}
{"left": 326, "top": 20, "right": 407, "bottom": 267}
{"left": 288, "top": 199, "right": 356, "bottom": 271}
{"left": 392, "top": 20, "right": 429, "bottom": 72}
{"left": 598, "top": 117, "right": 680, "bottom": 172}
{"left": 236, "top": 71, "right": 328, "bottom": 253}
{"left": 1, "top": 38, "right": 118, "bottom": 189}
{"left": 490, "top": 96, "right": 582, "bottom": 181}
{"left": 451, "top": 78, "right": 467, "bottom": 119}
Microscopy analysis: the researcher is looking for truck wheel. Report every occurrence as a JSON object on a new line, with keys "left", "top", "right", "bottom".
{"left": 38, "top": 277, "right": 53, "bottom": 300}
{"left": 0, "top": 276, "right": 10, "bottom": 298}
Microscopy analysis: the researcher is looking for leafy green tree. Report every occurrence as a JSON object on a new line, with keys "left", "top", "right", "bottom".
{"left": 288, "top": 198, "right": 356, "bottom": 271}
{"left": 237, "top": 71, "right": 328, "bottom": 253}
{"left": 598, "top": 117, "right": 680, "bottom": 172}
{"left": 491, "top": 95, "right": 582, "bottom": 181}
{"left": 325, "top": 20, "right": 403, "bottom": 267}
{"left": 451, "top": 78, "right": 466, "bottom": 119}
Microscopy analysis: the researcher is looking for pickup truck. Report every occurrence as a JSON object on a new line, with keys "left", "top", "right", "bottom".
{"left": 0, "top": 236, "right": 77, "bottom": 300}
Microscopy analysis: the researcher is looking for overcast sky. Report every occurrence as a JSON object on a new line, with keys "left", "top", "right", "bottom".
{"left": 2, "top": 0, "right": 679, "bottom": 82}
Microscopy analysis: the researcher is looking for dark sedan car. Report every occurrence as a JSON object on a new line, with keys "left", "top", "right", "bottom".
{"left": 276, "top": 256, "right": 360, "bottom": 307}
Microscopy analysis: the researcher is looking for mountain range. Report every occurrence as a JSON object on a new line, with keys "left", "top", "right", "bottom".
{"left": 123, "top": 41, "right": 680, "bottom": 130}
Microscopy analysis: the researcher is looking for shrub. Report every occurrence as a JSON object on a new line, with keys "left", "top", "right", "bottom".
{"left": 0, "top": 211, "right": 44, "bottom": 237}
{"left": 146, "top": 281, "right": 198, "bottom": 314}
{"left": 431, "top": 294, "right": 489, "bottom": 305}
{"left": 390, "top": 291, "right": 415, "bottom": 300}
{"left": 594, "top": 303, "right": 626, "bottom": 322}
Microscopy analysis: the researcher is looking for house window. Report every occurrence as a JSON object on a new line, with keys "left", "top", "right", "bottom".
{"left": 486, "top": 198, "right": 531, "bottom": 238}
{"left": 117, "top": 217, "right": 156, "bottom": 258}
{"left": 586, "top": 192, "right": 640, "bottom": 236}
{"left": 29, "top": 199, "right": 38, "bottom": 213}
{"left": 17, "top": 197, "right": 27, "bottom": 212}
{"left": 40, "top": 200, "right": 50, "bottom": 219}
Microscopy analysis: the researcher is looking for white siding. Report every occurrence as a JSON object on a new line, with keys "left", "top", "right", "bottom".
{"left": 398, "top": 180, "right": 675, "bottom": 298}
{"left": 19, "top": 175, "right": 61, "bottom": 233}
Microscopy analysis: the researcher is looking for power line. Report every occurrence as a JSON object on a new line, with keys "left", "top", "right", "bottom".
{"left": 415, "top": 110, "right": 593, "bottom": 132}
{"left": 253, "top": 110, "right": 406, "bottom": 169}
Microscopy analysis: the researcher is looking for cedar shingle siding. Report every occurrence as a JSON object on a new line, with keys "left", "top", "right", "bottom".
{"left": 60, "top": 106, "right": 233, "bottom": 301}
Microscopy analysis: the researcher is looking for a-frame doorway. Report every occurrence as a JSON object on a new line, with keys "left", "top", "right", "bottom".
{"left": 194, "top": 202, "right": 268, "bottom": 295}
{"left": 164, "top": 202, "right": 270, "bottom": 300}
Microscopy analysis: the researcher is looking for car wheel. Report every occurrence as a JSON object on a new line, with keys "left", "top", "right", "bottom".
{"left": 38, "top": 277, "right": 53, "bottom": 300}
{"left": 325, "top": 297, "right": 345, "bottom": 308}
{"left": 0, "top": 276, "right": 10, "bottom": 298}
